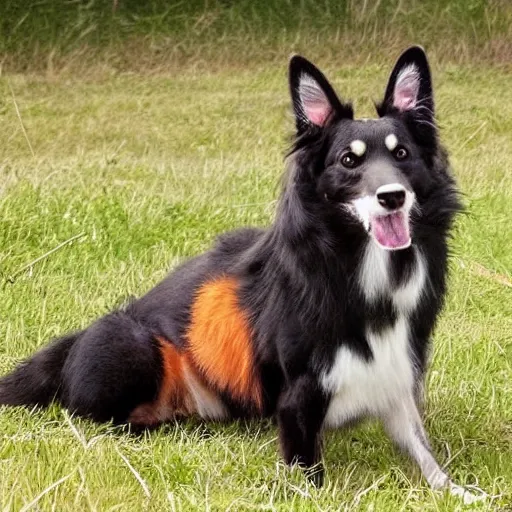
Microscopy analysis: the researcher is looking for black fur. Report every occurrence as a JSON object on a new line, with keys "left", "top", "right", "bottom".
{"left": 60, "top": 312, "right": 163, "bottom": 423}
{"left": 0, "top": 47, "right": 461, "bottom": 484}
{"left": 0, "top": 332, "right": 79, "bottom": 407}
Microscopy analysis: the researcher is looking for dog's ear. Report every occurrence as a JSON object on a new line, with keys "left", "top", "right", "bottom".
{"left": 289, "top": 55, "right": 352, "bottom": 133}
{"left": 378, "top": 46, "right": 434, "bottom": 120}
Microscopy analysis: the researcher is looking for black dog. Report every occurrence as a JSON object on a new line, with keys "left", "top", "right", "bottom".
{"left": 0, "top": 47, "right": 481, "bottom": 503}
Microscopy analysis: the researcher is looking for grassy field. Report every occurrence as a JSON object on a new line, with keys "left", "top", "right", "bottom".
{"left": 1, "top": 2, "right": 512, "bottom": 511}
{"left": 2, "top": 0, "right": 512, "bottom": 73}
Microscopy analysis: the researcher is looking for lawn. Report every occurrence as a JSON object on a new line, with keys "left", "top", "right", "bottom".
{"left": 1, "top": 8, "right": 511, "bottom": 511}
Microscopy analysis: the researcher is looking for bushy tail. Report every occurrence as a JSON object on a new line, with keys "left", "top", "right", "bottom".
{"left": 0, "top": 332, "right": 81, "bottom": 407}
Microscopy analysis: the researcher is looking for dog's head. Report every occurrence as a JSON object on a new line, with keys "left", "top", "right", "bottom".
{"left": 288, "top": 47, "right": 441, "bottom": 251}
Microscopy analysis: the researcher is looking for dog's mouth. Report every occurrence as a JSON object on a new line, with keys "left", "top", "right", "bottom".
{"left": 349, "top": 184, "right": 415, "bottom": 251}
{"left": 369, "top": 211, "right": 411, "bottom": 250}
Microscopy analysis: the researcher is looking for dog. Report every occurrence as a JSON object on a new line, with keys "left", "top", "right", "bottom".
{"left": 0, "top": 46, "right": 481, "bottom": 503}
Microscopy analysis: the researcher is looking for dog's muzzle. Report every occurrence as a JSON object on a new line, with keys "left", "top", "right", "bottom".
{"left": 351, "top": 183, "right": 415, "bottom": 251}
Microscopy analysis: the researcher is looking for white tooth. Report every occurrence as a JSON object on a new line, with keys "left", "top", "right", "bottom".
{"left": 385, "top": 134, "right": 398, "bottom": 151}
{"left": 350, "top": 140, "right": 367, "bottom": 157}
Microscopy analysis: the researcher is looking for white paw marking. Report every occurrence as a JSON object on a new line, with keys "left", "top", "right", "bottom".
{"left": 449, "top": 482, "right": 487, "bottom": 505}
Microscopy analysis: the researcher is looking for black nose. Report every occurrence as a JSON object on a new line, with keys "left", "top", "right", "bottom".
{"left": 377, "top": 190, "right": 406, "bottom": 210}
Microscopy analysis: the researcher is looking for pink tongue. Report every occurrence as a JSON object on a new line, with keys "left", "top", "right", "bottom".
{"left": 371, "top": 212, "right": 411, "bottom": 250}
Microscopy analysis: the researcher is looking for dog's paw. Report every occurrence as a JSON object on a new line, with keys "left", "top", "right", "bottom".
{"left": 305, "top": 463, "right": 324, "bottom": 487}
{"left": 449, "top": 482, "right": 487, "bottom": 505}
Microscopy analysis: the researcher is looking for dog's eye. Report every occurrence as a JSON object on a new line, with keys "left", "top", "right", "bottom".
{"left": 394, "top": 146, "right": 408, "bottom": 160}
{"left": 341, "top": 152, "right": 360, "bottom": 169}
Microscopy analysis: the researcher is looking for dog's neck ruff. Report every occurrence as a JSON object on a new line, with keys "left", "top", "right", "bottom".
{"left": 358, "top": 241, "right": 426, "bottom": 314}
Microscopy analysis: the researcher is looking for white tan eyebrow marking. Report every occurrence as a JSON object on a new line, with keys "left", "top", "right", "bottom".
{"left": 385, "top": 134, "right": 398, "bottom": 151}
{"left": 350, "top": 140, "right": 367, "bottom": 157}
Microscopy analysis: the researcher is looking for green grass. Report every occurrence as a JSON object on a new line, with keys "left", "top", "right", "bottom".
{"left": 1, "top": 46, "right": 512, "bottom": 512}
{"left": 2, "top": 0, "right": 512, "bottom": 74}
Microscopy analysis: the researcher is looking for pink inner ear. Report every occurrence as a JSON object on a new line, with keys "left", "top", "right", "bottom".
{"left": 299, "top": 74, "right": 332, "bottom": 126}
{"left": 393, "top": 65, "right": 420, "bottom": 112}
{"left": 303, "top": 100, "right": 331, "bottom": 126}
{"left": 394, "top": 86, "right": 417, "bottom": 110}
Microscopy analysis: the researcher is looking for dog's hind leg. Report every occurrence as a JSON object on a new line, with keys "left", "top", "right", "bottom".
{"left": 60, "top": 312, "right": 167, "bottom": 424}
{"left": 383, "top": 394, "right": 485, "bottom": 504}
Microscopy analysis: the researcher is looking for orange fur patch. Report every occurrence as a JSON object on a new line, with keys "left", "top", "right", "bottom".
{"left": 128, "top": 339, "right": 195, "bottom": 425}
{"left": 186, "top": 276, "right": 262, "bottom": 409}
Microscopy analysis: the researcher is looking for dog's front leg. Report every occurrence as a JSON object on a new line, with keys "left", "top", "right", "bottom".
{"left": 383, "top": 394, "right": 484, "bottom": 504}
{"left": 277, "top": 374, "right": 329, "bottom": 486}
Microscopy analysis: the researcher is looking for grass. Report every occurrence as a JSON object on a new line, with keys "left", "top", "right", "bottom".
{"left": 0, "top": 3, "right": 511, "bottom": 508}
{"left": 1, "top": 0, "right": 512, "bottom": 74}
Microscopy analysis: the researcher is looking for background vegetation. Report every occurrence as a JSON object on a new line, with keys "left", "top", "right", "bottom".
{"left": 1, "top": 0, "right": 512, "bottom": 74}
{"left": 0, "top": 1, "right": 511, "bottom": 510}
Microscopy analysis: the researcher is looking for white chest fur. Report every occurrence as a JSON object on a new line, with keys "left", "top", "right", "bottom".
{"left": 358, "top": 242, "right": 427, "bottom": 314}
{"left": 321, "top": 242, "right": 427, "bottom": 428}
